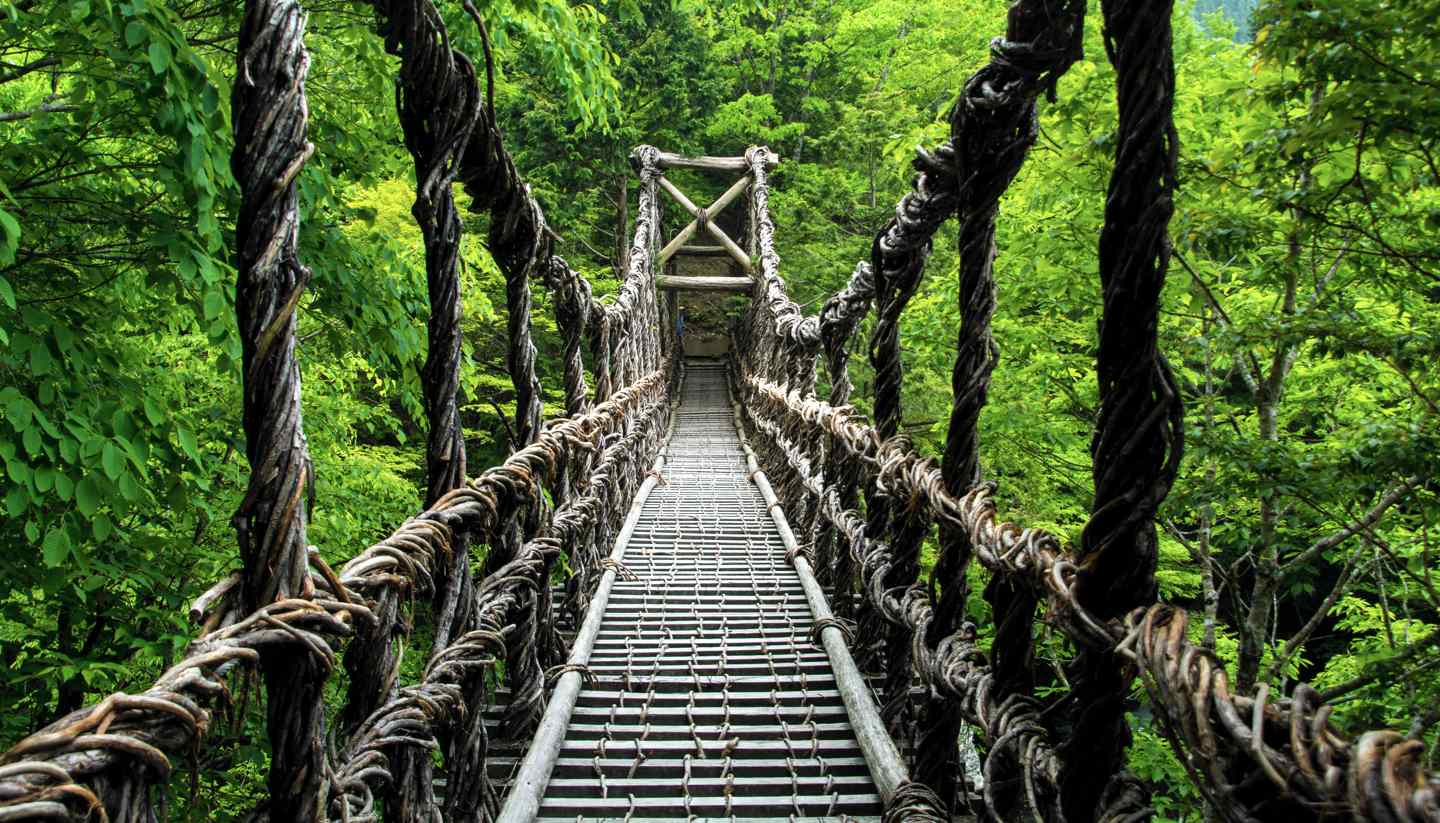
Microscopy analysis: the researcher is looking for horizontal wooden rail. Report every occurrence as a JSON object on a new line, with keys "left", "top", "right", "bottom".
{"left": 656, "top": 274, "right": 755, "bottom": 292}
{"left": 673, "top": 244, "right": 731, "bottom": 256}
{"left": 655, "top": 150, "right": 780, "bottom": 171}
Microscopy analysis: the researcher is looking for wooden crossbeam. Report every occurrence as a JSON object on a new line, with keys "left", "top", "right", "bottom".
{"left": 672, "top": 245, "right": 730, "bottom": 256}
{"left": 657, "top": 175, "right": 752, "bottom": 271}
{"left": 656, "top": 274, "right": 755, "bottom": 292}
{"left": 655, "top": 151, "right": 781, "bottom": 172}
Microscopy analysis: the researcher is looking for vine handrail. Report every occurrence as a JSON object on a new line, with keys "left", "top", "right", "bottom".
{"left": 729, "top": 0, "right": 1440, "bottom": 818}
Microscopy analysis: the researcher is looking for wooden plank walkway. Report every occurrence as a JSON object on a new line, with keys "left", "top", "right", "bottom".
{"left": 507, "top": 361, "right": 886, "bottom": 821}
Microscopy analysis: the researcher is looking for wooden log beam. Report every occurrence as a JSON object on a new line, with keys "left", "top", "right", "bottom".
{"left": 656, "top": 176, "right": 752, "bottom": 271}
{"left": 673, "top": 245, "right": 731, "bottom": 256}
{"left": 656, "top": 150, "right": 780, "bottom": 172}
{"left": 657, "top": 174, "right": 752, "bottom": 267}
{"left": 657, "top": 275, "right": 755, "bottom": 292}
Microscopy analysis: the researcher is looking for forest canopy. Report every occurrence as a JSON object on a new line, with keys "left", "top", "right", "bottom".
{"left": 1, "top": 0, "right": 1437, "bottom": 818}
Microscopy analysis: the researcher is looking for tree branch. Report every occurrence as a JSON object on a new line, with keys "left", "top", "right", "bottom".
{"left": 1320, "top": 628, "right": 1440, "bottom": 701}
{"left": 1281, "top": 474, "right": 1423, "bottom": 573}
{"left": 0, "top": 56, "right": 58, "bottom": 84}
{"left": 1172, "top": 248, "right": 1265, "bottom": 393}
{"left": 1262, "top": 543, "right": 1368, "bottom": 682}
{"left": 0, "top": 101, "right": 77, "bottom": 123}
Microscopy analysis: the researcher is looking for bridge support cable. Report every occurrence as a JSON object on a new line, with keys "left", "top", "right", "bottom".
{"left": 0, "top": 87, "right": 672, "bottom": 823}
{"left": 726, "top": 7, "right": 1437, "bottom": 806}
{"left": 1058, "top": 0, "right": 1184, "bottom": 817}
{"left": 928, "top": 0, "right": 1090, "bottom": 805}
{"left": 226, "top": 1, "right": 335, "bottom": 818}
{"left": 358, "top": 1, "right": 485, "bottom": 814}
{"left": 0, "top": 3, "right": 357, "bottom": 817}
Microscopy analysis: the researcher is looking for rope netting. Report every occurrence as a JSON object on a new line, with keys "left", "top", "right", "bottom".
{"left": 732, "top": 0, "right": 1440, "bottom": 821}
{"left": 0, "top": 0, "right": 1436, "bottom": 820}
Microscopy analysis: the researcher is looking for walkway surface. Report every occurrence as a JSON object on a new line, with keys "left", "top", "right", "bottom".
{"left": 530, "top": 361, "right": 883, "bottom": 821}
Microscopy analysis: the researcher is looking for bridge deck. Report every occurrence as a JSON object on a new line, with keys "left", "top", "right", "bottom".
{"left": 521, "top": 361, "right": 884, "bottom": 821}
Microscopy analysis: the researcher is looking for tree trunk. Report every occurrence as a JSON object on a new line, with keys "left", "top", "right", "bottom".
{"left": 1198, "top": 310, "right": 1219, "bottom": 651}
{"left": 53, "top": 599, "right": 81, "bottom": 719}
{"left": 1236, "top": 105, "right": 1315, "bottom": 687}
{"left": 615, "top": 172, "right": 629, "bottom": 276}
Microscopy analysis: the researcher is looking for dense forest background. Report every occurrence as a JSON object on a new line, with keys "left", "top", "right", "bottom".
{"left": 2, "top": 0, "right": 1437, "bottom": 817}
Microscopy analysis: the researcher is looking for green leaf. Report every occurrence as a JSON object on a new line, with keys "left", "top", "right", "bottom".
{"left": 6, "top": 396, "right": 31, "bottom": 429}
{"left": 101, "top": 442, "right": 123, "bottom": 479}
{"left": 5, "top": 485, "right": 28, "bottom": 517}
{"left": 76, "top": 476, "right": 100, "bottom": 516}
{"left": 118, "top": 471, "right": 141, "bottom": 501}
{"left": 177, "top": 426, "right": 200, "bottom": 463}
{"left": 0, "top": 275, "right": 14, "bottom": 309}
{"left": 29, "top": 344, "right": 52, "bottom": 375}
{"left": 42, "top": 527, "right": 71, "bottom": 567}
{"left": 147, "top": 39, "right": 171, "bottom": 75}
{"left": 124, "top": 20, "right": 147, "bottom": 46}
{"left": 0, "top": 209, "right": 21, "bottom": 267}
{"left": 31, "top": 406, "right": 60, "bottom": 438}
{"left": 22, "top": 426, "right": 41, "bottom": 456}
{"left": 53, "top": 472, "right": 73, "bottom": 501}
{"left": 202, "top": 288, "right": 224, "bottom": 320}
{"left": 93, "top": 512, "right": 113, "bottom": 541}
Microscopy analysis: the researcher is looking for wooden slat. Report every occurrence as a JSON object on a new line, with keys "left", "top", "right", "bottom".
{"left": 656, "top": 275, "right": 755, "bottom": 292}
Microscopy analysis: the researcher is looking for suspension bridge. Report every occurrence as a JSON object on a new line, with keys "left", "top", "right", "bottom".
{"left": 0, "top": 0, "right": 1436, "bottom": 820}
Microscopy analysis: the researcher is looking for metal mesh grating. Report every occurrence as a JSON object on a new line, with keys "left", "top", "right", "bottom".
{"left": 533, "top": 361, "right": 883, "bottom": 822}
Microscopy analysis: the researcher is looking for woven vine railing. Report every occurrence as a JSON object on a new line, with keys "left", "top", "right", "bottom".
{"left": 732, "top": 0, "right": 1440, "bottom": 821}
{"left": 0, "top": 0, "right": 671, "bottom": 818}
{"left": 1, "top": 0, "right": 1437, "bottom": 819}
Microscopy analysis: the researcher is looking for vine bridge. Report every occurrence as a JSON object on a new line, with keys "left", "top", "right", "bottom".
{"left": 0, "top": 0, "right": 1436, "bottom": 821}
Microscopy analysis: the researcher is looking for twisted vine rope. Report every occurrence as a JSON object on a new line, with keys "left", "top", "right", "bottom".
{"left": 228, "top": 1, "right": 327, "bottom": 816}
{"left": 0, "top": 0, "right": 673, "bottom": 815}
{"left": 925, "top": 0, "right": 1088, "bottom": 804}
{"left": 370, "top": 0, "right": 483, "bottom": 812}
{"left": 730, "top": 0, "right": 1440, "bottom": 819}
{"left": 1058, "top": 0, "right": 1186, "bottom": 816}
{"left": 738, "top": 374, "right": 1440, "bottom": 822}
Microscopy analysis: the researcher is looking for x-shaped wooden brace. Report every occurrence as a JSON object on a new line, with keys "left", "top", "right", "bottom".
{"left": 656, "top": 173, "right": 753, "bottom": 271}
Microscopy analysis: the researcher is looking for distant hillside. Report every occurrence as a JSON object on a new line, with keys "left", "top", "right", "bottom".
{"left": 1193, "top": 0, "right": 1258, "bottom": 38}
